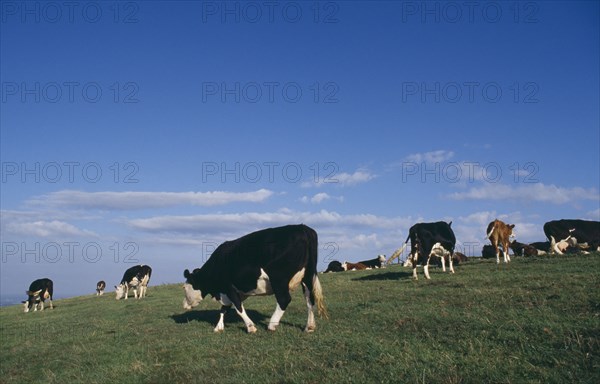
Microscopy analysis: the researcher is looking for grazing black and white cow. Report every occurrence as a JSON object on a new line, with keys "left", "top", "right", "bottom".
{"left": 543, "top": 219, "right": 600, "bottom": 254}
{"left": 324, "top": 260, "right": 344, "bottom": 273}
{"left": 96, "top": 280, "right": 106, "bottom": 296}
{"left": 182, "top": 224, "right": 327, "bottom": 333}
{"left": 358, "top": 254, "right": 387, "bottom": 269}
{"left": 387, "top": 221, "right": 456, "bottom": 280}
{"left": 22, "top": 278, "right": 53, "bottom": 313}
{"left": 486, "top": 219, "right": 515, "bottom": 264}
{"left": 115, "top": 265, "right": 152, "bottom": 300}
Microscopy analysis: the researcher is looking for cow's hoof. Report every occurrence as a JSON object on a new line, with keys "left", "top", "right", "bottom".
{"left": 214, "top": 328, "right": 224, "bottom": 333}
{"left": 304, "top": 326, "right": 315, "bottom": 333}
{"left": 247, "top": 325, "right": 257, "bottom": 334}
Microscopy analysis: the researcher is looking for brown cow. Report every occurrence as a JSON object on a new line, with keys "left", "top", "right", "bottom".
{"left": 486, "top": 219, "right": 515, "bottom": 264}
{"left": 342, "top": 261, "right": 368, "bottom": 271}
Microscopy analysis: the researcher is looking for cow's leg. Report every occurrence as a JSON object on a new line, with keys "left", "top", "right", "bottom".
{"left": 550, "top": 236, "right": 563, "bottom": 255}
{"left": 235, "top": 304, "right": 257, "bottom": 333}
{"left": 449, "top": 253, "right": 455, "bottom": 274}
{"left": 269, "top": 285, "right": 292, "bottom": 332}
{"left": 302, "top": 283, "right": 316, "bottom": 333}
{"left": 493, "top": 242, "right": 500, "bottom": 264}
{"left": 504, "top": 242, "right": 511, "bottom": 263}
{"left": 225, "top": 293, "right": 256, "bottom": 333}
{"left": 124, "top": 285, "right": 129, "bottom": 300}
{"left": 48, "top": 297, "right": 53, "bottom": 309}
{"left": 424, "top": 256, "right": 432, "bottom": 280}
{"left": 214, "top": 304, "right": 231, "bottom": 333}
{"left": 440, "top": 255, "right": 446, "bottom": 272}
{"left": 39, "top": 300, "right": 44, "bottom": 311}
{"left": 411, "top": 253, "right": 418, "bottom": 280}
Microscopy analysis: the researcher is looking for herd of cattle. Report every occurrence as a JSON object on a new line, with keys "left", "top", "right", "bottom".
{"left": 21, "top": 219, "right": 599, "bottom": 333}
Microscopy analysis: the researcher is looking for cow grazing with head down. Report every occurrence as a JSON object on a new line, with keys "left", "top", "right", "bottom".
{"left": 387, "top": 221, "right": 456, "bottom": 280}
{"left": 486, "top": 219, "right": 515, "bottom": 264}
{"left": 23, "top": 278, "right": 53, "bottom": 313}
{"left": 96, "top": 280, "right": 106, "bottom": 296}
{"left": 183, "top": 224, "right": 327, "bottom": 333}
{"left": 115, "top": 265, "right": 152, "bottom": 300}
{"left": 324, "top": 260, "right": 344, "bottom": 273}
{"left": 358, "top": 254, "right": 387, "bottom": 269}
{"left": 543, "top": 219, "right": 600, "bottom": 254}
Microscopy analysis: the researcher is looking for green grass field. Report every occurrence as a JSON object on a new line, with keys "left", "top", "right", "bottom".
{"left": 1, "top": 254, "right": 599, "bottom": 384}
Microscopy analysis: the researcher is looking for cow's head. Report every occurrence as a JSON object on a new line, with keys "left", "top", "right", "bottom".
{"left": 114, "top": 284, "right": 126, "bottom": 300}
{"left": 22, "top": 289, "right": 42, "bottom": 313}
{"left": 508, "top": 224, "right": 516, "bottom": 238}
{"left": 182, "top": 269, "right": 203, "bottom": 310}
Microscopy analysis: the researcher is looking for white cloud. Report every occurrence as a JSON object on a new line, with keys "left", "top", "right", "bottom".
{"left": 27, "top": 189, "right": 274, "bottom": 210}
{"left": 448, "top": 183, "right": 599, "bottom": 204}
{"left": 302, "top": 169, "right": 376, "bottom": 188}
{"left": 300, "top": 193, "right": 344, "bottom": 204}
{"left": 406, "top": 150, "right": 455, "bottom": 164}
{"left": 1, "top": 211, "right": 98, "bottom": 239}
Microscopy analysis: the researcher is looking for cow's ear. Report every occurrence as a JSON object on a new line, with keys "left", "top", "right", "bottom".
{"left": 25, "top": 291, "right": 31, "bottom": 295}
{"left": 184, "top": 269, "right": 190, "bottom": 279}
{"left": 448, "top": 221, "right": 453, "bottom": 227}
{"left": 510, "top": 224, "right": 515, "bottom": 228}
{"left": 114, "top": 285, "right": 118, "bottom": 289}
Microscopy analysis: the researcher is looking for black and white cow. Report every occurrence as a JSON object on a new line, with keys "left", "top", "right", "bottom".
{"left": 182, "top": 224, "right": 327, "bottom": 333}
{"left": 22, "top": 278, "right": 53, "bottom": 313}
{"left": 324, "top": 260, "right": 344, "bottom": 273}
{"left": 96, "top": 280, "right": 106, "bottom": 296}
{"left": 543, "top": 219, "right": 600, "bottom": 254}
{"left": 115, "top": 265, "right": 152, "bottom": 300}
{"left": 387, "top": 221, "right": 456, "bottom": 280}
{"left": 358, "top": 254, "right": 387, "bottom": 269}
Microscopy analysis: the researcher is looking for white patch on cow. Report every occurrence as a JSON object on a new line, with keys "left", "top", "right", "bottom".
{"left": 242, "top": 269, "right": 273, "bottom": 296}
{"left": 234, "top": 304, "right": 257, "bottom": 334}
{"left": 303, "top": 283, "right": 316, "bottom": 332}
{"left": 288, "top": 268, "right": 305, "bottom": 290}
{"left": 341, "top": 262, "right": 348, "bottom": 271}
{"left": 267, "top": 304, "right": 286, "bottom": 331}
{"left": 182, "top": 283, "right": 203, "bottom": 309}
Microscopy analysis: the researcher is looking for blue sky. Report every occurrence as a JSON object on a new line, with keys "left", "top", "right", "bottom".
{"left": 1, "top": 1, "right": 599, "bottom": 303}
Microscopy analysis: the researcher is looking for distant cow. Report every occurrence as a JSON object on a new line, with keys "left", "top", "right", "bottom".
{"left": 530, "top": 241, "right": 550, "bottom": 254}
{"left": 482, "top": 245, "right": 504, "bottom": 259}
{"left": 387, "top": 221, "right": 456, "bottom": 280}
{"left": 543, "top": 219, "right": 600, "bottom": 254}
{"left": 486, "top": 219, "right": 515, "bottom": 264}
{"left": 183, "top": 224, "right": 327, "bottom": 333}
{"left": 22, "top": 278, "right": 53, "bottom": 313}
{"left": 96, "top": 280, "right": 106, "bottom": 296}
{"left": 342, "top": 261, "right": 368, "bottom": 271}
{"left": 358, "top": 255, "right": 386, "bottom": 269}
{"left": 324, "top": 260, "right": 344, "bottom": 273}
{"left": 509, "top": 240, "right": 538, "bottom": 257}
{"left": 115, "top": 265, "right": 152, "bottom": 300}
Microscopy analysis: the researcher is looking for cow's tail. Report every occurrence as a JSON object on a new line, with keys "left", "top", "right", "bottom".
{"left": 387, "top": 234, "right": 410, "bottom": 265}
{"left": 312, "top": 274, "right": 328, "bottom": 319}
{"left": 304, "top": 225, "right": 328, "bottom": 319}
{"left": 486, "top": 224, "right": 495, "bottom": 239}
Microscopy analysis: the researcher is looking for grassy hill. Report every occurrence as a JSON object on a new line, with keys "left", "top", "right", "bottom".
{"left": 1, "top": 254, "right": 599, "bottom": 383}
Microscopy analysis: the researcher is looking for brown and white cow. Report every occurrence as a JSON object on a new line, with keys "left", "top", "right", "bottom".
{"left": 486, "top": 219, "right": 515, "bottom": 264}
{"left": 342, "top": 261, "right": 368, "bottom": 271}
